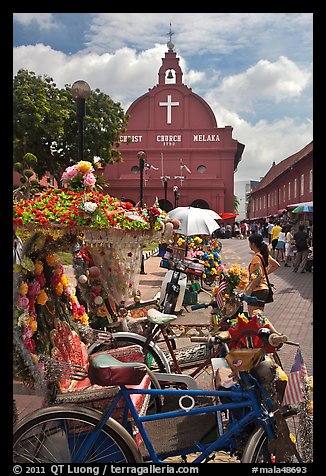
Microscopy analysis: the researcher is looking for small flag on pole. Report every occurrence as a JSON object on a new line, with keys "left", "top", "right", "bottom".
{"left": 215, "top": 278, "right": 228, "bottom": 309}
{"left": 181, "top": 163, "right": 192, "bottom": 174}
{"left": 282, "top": 348, "right": 308, "bottom": 406}
{"left": 144, "top": 162, "right": 159, "bottom": 170}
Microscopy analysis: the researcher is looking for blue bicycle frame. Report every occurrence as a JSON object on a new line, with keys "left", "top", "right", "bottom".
{"left": 74, "top": 372, "right": 302, "bottom": 463}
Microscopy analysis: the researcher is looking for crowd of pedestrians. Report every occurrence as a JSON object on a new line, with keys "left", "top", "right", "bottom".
{"left": 214, "top": 217, "right": 313, "bottom": 275}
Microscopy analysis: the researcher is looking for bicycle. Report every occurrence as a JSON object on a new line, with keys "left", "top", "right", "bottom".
{"left": 159, "top": 255, "right": 206, "bottom": 314}
{"left": 13, "top": 327, "right": 305, "bottom": 463}
{"left": 87, "top": 290, "right": 283, "bottom": 391}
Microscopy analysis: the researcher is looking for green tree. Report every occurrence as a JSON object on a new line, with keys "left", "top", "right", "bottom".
{"left": 13, "top": 69, "right": 128, "bottom": 185}
{"left": 13, "top": 153, "right": 45, "bottom": 200}
{"left": 234, "top": 194, "right": 240, "bottom": 213}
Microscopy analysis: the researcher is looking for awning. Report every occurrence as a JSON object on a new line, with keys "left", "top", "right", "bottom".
{"left": 287, "top": 201, "right": 313, "bottom": 209}
{"left": 219, "top": 212, "right": 239, "bottom": 220}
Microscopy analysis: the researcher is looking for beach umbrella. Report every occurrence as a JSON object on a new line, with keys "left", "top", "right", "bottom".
{"left": 168, "top": 206, "right": 220, "bottom": 236}
{"left": 292, "top": 204, "right": 313, "bottom": 213}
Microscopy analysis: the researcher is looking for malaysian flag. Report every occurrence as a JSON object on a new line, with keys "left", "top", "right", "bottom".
{"left": 181, "top": 163, "right": 192, "bottom": 174}
{"left": 215, "top": 278, "right": 228, "bottom": 309}
{"left": 144, "top": 162, "right": 159, "bottom": 170}
{"left": 282, "top": 348, "right": 308, "bottom": 406}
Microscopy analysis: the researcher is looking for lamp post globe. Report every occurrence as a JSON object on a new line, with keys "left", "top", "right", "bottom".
{"left": 71, "top": 80, "right": 91, "bottom": 100}
{"left": 71, "top": 80, "right": 91, "bottom": 162}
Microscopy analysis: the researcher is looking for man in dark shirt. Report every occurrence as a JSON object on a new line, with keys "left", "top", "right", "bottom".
{"left": 293, "top": 224, "right": 309, "bottom": 273}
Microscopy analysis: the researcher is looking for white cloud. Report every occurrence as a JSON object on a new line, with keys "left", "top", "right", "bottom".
{"left": 205, "top": 94, "right": 313, "bottom": 181}
{"left": 13, "top": 13, "right": 58, "bottom": 30}
{"left": 209, "top": 56, "right": 311, "bottom": 113}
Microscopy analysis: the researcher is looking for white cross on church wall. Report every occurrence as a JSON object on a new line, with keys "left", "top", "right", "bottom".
{"left": 159, "top": 95, "right": 179, "bottom": 124}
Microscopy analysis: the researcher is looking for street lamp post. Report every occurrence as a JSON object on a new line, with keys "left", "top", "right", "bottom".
{"left": 137, "top": 151, "right": 146, "bottom": 208}
{"left": 173, "top": 186, "right": 180, "bottom": 208}
{"left": 71, "top": 80, "right": 91, "bottom": 162}
{"left": 137, "top": 151, "right": 147, "bottom": 274}
{"left": 161, "top": 176, "right": 170, "bottom": 202}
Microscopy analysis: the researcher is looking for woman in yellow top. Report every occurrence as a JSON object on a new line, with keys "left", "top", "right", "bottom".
{"left": 245, "top": 233, "right": 280, "bottom": 316}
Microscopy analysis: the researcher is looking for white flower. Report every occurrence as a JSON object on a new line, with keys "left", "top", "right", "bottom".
{"left": 83, "top": 201, "right": 98, "bottom": 214}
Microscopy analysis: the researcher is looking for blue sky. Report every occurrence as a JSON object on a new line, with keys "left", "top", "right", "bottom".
{"left": 13, "top": 12, "right": 313, "bottom": 182}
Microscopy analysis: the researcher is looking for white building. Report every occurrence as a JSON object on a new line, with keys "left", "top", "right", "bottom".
{"left": 234, "top": 180, "right": 260, "bottom": 221}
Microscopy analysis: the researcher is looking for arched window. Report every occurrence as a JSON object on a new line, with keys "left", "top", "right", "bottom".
{"left": 158, "top": 199, "right": 173, "bottom": 212}
{"left": 190, "top": 199, "right": 209, "bottom": 209}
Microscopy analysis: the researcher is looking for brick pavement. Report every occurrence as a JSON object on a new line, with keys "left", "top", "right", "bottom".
{"left": 14, "top": 238, "right": 313, "bottom": 423}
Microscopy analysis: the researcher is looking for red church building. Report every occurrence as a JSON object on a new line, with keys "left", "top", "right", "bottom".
{"left": 101, "top": 38, "right": 245, "bottom": 213}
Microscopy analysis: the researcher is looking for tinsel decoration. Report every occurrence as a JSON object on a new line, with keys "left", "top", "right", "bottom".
{"left": 75, "top": 321, "right": 98, "bottom": 345}
{"left": 22, "top": 230, "right": 77, "bottom": 259}
{"left": 13, "top": 326, "right": 47, "bottom": 393}
{"left": 298, "top": 376, "right": 313, "bottom": 462}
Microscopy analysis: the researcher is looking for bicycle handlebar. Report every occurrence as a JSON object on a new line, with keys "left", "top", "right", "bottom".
{"left": 190, "top": 328, "right": 289, "bottom": 348}
{"left": 190, "top": 293, "right": 265, "bottom": 312}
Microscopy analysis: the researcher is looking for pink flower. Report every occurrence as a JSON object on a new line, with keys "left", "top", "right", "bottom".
{"left": 28, "top": 280, "right": 41, "bottom": 297}
{"left": 16, "top": 296, "right": 29, "bottom": 310}
{"left": 61, "top": 165, "right": 79, "bottom": 183}
{"left": 36, "top": 273, "right": 46, "bottom": 287}
{"left": 84, "top": 172, "right": 96, "bottom": 187}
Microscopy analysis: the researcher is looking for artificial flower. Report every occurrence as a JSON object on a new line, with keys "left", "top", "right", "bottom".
{"left": 37, "top": 290, "right": 49, "bottom": 305}
{"left": 34, "top": 260, "right": 43, "bottom": 275}
{"left": 77, "top": 161, "right": 93, "bottom": 173}
{"left": 55, "top": 282, "right": 64, "bottom": 296}
{"left": 16, "top": 296, "right": 29, "bottom": 310}
{"left": 28, "top": 317, "right": 37, "bottom": 333}
{"left": 13, "top": 189, "right": 164, "bottom": 231}
{"left": 46, "top": 254, "right": 57, "bottom": 267}
{"left": 28, "top": 280, "right": 41, "bottom": 297}
{"left": 83, "top": 201, "right": 98, "bottom": 214}
{"left": 19, "top": 282, "right": 28, "bottom": 296}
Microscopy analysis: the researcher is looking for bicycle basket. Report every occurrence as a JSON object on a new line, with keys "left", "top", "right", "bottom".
{"left": 225, "top": 348, "right": 265, "bottom": 372}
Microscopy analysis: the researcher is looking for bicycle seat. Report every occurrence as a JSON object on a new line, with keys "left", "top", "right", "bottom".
{"left": 88, "top": 352, "right": 147, "bottom": 387}
{"left": 147, "top": 308, "right": 178, "bottom": 325}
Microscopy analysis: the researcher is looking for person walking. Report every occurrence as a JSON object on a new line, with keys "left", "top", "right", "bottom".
{"left": 245, "top": 233, "right": 280, "bottom": 317}
{"left": 284, "top": 224, "right": 295, "bottom": 267}
{"left": 275, "top": 226, "right": 286, "bottom": 262}
{"left": 270, "top": 221, "right": 282, "bottom": 258}
{"left": 293, "top": 224, "right": 309, "bottom": 273}
{"left": 225, "top": 223, "right": 232, "bottom": 239}
{"left": 267, "top": 221, "right": 274, "bottom": 244}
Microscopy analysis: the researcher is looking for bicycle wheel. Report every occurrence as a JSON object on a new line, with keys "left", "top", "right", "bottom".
{"left": 13, "top": 405, "right": 141, "bottom": 463}
{"left": 89, "top": 334, "right": 169, "bottom": 373}
{"left": 242, "top": 408, "right": 305, "bottom": 463}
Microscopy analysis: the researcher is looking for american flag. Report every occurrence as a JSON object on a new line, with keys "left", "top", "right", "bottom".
{"left": 282, "top": 348, "right": 308, "bottom": 406}
{"left": 215, "top": 278, "right": 228, "bottom": 309}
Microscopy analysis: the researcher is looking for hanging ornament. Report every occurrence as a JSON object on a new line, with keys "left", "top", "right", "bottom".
{"left": 88, "top": 266, "right": 101, "bottom": 279}
{"left": 94, "top": 295, "right": 103, "bottom": 305}
{"left": 78, "top": 274, "right": 88, "bottom": 284}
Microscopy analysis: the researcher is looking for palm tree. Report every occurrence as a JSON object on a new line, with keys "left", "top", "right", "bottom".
{"left": 234, "top": 195, "right": 240, "bottom": 213}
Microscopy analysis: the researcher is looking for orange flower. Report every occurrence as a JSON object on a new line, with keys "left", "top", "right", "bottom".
{"left": 46, "top": 254, "right": 57, "bottom": 267}
{"left": 37, "top": 290, "right": 48, "bottom": 305}
{"left": 19, "top": 282, "right": 28, "bottom": 296}
{"left": 55, "top": 282, "right": 63, "bottom": 296}
{"left": 34, "top": 260, "right": 43, "bottom": 275}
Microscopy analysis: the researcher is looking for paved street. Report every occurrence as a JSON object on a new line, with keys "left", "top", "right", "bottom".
{"left": 14, "top": 237, "right": 313, "bottom": 422}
